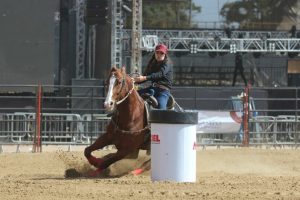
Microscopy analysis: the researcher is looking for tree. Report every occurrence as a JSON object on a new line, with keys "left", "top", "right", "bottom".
{"left": 142, "top": 0, "right": 201, "bottom": 29}
{"left": 220, "top": 0, "right": 298, "bottom": 30}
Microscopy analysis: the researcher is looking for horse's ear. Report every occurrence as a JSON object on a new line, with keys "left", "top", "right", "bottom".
{"left": 111, "top": 66, "right": 117, "bottom": 72}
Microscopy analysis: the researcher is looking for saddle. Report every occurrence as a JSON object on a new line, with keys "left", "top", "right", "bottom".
{"left": 141, "top": 93, "right": 175, "bottom": 110}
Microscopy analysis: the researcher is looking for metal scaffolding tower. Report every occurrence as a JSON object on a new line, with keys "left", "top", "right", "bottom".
{"left": 111, "top": 0, "right": 123, "bottom": 68}
{"left": 131, "top": 0, "right": 142, "bottom": 73}
{"left": 75, "top": 2, "right": 299, "bottom": 77}
{"left": 75, "top": 0, "right": 86, "bottom": 79}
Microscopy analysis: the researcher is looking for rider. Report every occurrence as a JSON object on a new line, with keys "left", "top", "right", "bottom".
{"left": 134, "top": 44, "right": 173, "bottom": 110}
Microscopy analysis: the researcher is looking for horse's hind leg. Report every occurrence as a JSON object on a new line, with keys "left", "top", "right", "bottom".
{"left": 84, "top": 133, "right": 112, "bottom": 167}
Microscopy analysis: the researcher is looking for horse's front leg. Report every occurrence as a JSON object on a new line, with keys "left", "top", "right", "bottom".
{"left": 84, "top": 133, "right": 112, "bottom": 168}
{"left": 89, "top": 149, "right": 132, "bottom": 177}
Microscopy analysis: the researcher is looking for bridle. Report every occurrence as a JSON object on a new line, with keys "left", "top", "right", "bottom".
{"left": 114, "top": 73, "right": 135, "bottom": 105}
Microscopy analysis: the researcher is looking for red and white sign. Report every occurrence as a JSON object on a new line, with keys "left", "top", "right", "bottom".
{"left": 151, "top": 134, "right": 160, "bottom": 144}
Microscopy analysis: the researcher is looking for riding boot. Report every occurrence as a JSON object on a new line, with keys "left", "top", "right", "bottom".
{"left": 141, "top": 93, "right": 158, "bottom": 108}
{"left": 147, "top": 95, "right": 158, "bottom": 108}
{"left": 141, "top": 93, "right": 151, "bottom": 100}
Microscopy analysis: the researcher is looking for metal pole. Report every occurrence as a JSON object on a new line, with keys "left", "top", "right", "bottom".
{"left": 90, "top": 87, "right": 94, "bottom": 145}
{"left": 243, "top": 84, "right": 250, "bottom": 146}
{"left": 295, "top": 88, "right": 299, "bottom": 146}
{"left": 33, "top": 85, "right": 42, "bottom": 153}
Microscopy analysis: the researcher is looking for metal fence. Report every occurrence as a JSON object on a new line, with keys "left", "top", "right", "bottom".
{"left": 0, "top": 85, "right": 300, "bottom": 148}
{"left": 0, "top": 112, "right": 110, "bottom": 145}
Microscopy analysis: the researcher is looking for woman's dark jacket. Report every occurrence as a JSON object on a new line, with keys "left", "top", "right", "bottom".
{"left": 143, "top": 60, "right": 173, "bottom": 89}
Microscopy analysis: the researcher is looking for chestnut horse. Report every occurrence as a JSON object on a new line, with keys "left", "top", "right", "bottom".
{"left": 84, "top": 67, "right": 150, "bottom": 176}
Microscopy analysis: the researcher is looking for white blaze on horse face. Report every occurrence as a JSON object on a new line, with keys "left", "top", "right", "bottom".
{"left": 104, "top": 75, "right": 116, "bottom": 111}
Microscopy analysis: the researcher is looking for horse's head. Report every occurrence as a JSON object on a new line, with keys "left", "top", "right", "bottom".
{"left": 104, "top": 67, "right": 133, "bottom": 111}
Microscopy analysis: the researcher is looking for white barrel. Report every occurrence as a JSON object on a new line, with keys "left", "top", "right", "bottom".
{"left": 149, "top": 110, "right": 198, "bottom": 182}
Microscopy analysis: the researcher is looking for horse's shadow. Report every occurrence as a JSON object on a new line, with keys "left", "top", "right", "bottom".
{"left": 64, "top": 168, "right": 127, "bottom": 179}
{"left": 64, "top": 156, "right": 151, "bottom": 179}
{"left": 30, "top": 169, "right": 132, "bottom": 181}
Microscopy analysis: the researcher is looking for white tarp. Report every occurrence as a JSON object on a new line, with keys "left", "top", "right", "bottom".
{"left": 195, "top": 110, "right": 242, "bottom": 134}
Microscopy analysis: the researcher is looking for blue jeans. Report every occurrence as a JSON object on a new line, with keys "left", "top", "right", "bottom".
{"left": 138, "top": 86, "right": 170, "bottom": 109}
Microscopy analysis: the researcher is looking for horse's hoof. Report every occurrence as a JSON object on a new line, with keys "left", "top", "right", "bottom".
{"left": 87, "top": 156, "right": 103, "bottom": 168}
{"left": 88, "top": 168, "right": 103, "bottom": 177}
{"left": 131, "top": 168, "right": 143, "bottom": 175}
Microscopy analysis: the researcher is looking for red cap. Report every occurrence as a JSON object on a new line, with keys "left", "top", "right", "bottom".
{"left": 155, "top": 44, "right": 168, "bottom": 54}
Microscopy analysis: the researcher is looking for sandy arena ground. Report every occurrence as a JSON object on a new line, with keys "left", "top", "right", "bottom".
{"left": 0, "top": 146, "right": 300, "bottom": 200}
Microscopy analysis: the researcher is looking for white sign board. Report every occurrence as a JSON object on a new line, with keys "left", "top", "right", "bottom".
{"left": 195, "top": 110, "right": 242, "bottom": 134}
